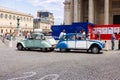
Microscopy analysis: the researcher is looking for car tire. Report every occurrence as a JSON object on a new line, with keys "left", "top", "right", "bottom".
{"left": 17, "top": 44, "right": 23, "bottom": 50}
{"left": 91, "top": 46, "right": 100, "bottom": 54}
{"left": 50, "top": 48, "right": 54, "bottom": 51}
{"left": 60, "top": 48, "right": 66, "bottom": 52}
{"left": 66, "top": 49, "right": 70, "bottom": 52}
{"left": 41, "top": 48, "right": 47, "bottom": 52}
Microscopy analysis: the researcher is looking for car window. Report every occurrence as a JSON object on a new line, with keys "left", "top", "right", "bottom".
{"left": 68, "top": 35, "right": 76, "bottom": 41}
{"left": 31, "top": 34, "right": 36, "bottom": 39}
{"left": 76, "top": 34, "right": 86, "bottom": 40}
{"left": 61, "top": 35, "right": 67, "bottom": 41}
{"left": 41, "top": 35, "right": 45, "bottom": 40}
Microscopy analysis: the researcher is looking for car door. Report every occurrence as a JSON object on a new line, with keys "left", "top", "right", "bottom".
{"left": 75, "top": 34, "right": 87, "bottom": 49}
{"left": 34, "top": 35, "right": 42, "bottom": 48}
{"left": 67, "top": 34, "right": 76, "bottom": 48}
{"left": 26, "top": 38, "right": 34, "bottom": 48}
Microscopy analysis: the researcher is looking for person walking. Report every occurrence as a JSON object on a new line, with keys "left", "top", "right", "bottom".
{"left": 111, "top": 33, "right": 116, "bottom": 50}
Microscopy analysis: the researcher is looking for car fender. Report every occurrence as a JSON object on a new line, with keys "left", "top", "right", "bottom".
{"left": 56, "top": 41, "right": 68, "bottom": 48}
{"left": 89, "top": 43, "right": 103, "bottom": 50}
{"left": 17, "top": 42, "right": 25, "bottom": 48}
{"left": 41, "top": 41, "right": 52, "bottom": 48}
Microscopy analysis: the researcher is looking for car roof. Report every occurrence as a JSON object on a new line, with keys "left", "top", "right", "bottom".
{"left": 65, "top": 33, "right": 82, "bottom": 36}
{"left": 66, "top": 33, "right": 76, "bottom": 36}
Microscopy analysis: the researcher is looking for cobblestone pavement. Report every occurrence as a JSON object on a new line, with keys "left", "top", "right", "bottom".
{"left": 0, "top": 37, "right": 120, "bottom": 80}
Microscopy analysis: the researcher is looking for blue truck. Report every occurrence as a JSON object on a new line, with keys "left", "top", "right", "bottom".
{"left": 51, "top": 22, "right": 95, "bottom": 40}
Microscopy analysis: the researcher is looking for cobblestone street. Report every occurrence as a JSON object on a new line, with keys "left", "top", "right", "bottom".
{"left": 0, "top": 37, "right": 120, "bottom": 80}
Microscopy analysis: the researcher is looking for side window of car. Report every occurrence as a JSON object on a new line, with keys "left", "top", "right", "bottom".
{"left": 41, "top": 35, "right": 45, "bottom": 40}
{"left": 76, "top": 34, "right": 86, "bottom": 40}
{"left": 62, "top": 35, "right": 67, "bottom": 41}
{"left": 68, "top": 35, "right": 75, "bottom": 41}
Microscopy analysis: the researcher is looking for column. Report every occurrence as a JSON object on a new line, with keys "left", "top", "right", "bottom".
{"left": 64, "top": 1, "right": 71, "bottom": 25}
{"left": 104, "top": 0, "right": 109, "bottom": 24}
{"left": 88, "top": 0, "right": 94, "bottom": 23}
{"left": 74, "top": 0, "right": 79, "bottom": 22}
{"left": 78, "top": 0, "right": 82, "bottom": 22}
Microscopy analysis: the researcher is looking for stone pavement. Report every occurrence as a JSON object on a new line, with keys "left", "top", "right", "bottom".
{"left": 102, "top": 40, "right": 119, "bottom": 51}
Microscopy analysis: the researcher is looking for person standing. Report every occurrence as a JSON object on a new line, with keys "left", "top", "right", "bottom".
{"left": 59, "top": 29, "right": 66, "bottom": 39}
{"left": 118, "top": 38, "right": 120, "bottom": 50}
{"left": 111, "top": 33, "right": 116, "bottom": 50}
{"left": 97, "top": 31, "right": 100, "bottom": 40}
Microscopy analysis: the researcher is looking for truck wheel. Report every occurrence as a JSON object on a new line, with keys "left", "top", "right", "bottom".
{"left": 60, "top": 48, "right": 66, "bottom": 52}
{"left": 91, "top": 46, "right": 100, "bottom": 54}
{"left": 17, "top": 44, "right": 23, "bottom": 50}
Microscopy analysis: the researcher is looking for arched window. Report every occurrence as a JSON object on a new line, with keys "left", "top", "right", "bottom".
{"left": 24, "top": 17, "right": 26, "bottom": 21}
{"left": 20, "top": 17, "right": 22, "bottom": 21}
{"left": 10, "top": 29, "right": 12, "bottom": 33}
{"left": 13, "top": 16, "right": 15, "bottom": 20}
{"left": 0, "top": 14, "right": 3, "bottom": 19}
{"left": 9, "top": 15, "right": 11, "bottom": 20}
{"left": 5, "top": 14, "right": 8, "bottom": 19}
{"left": 30, "top": 18, "right": 31, "bottom": 21}
{"left": 6, "top": 29, "right": 7, "bottom": 32}
{"left": 27, "top": 17, "right": 28, "bottom": 21}
{"left": 1, "top": 29, "right": 3, "bottom": 33}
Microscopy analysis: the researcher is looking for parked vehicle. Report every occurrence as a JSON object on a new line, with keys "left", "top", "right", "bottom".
{"left": 56, "top": 33, "right": 105, "bottom": 54}
{"left": 16, "top": 33, "right": 56, "bottom": 51}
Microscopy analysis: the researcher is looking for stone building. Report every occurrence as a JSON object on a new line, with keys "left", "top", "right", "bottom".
{"left": 0, "top": 7, "right": 33, "bottom": 35}
{"left": 34, "top": 11, "right": 54, "bottom": 32}
{"left": 64, "top": 0, "right": 120, "bottom": 25}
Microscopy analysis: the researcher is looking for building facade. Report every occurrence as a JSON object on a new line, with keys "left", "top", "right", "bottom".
{"left": 64, "top": 0, "right": 120, "bottom": 25}
{"left": 34, "top": 11, "right": 54, "bottom": 32}
{"left": 0, "top": 7, "right": 33, "bottom": 35}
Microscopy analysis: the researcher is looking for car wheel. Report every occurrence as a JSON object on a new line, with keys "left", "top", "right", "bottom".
{"left": 41, "top": 48, "right": 47, "bottom": 52}
{"left": 60, "top": 48, "right": 67, "bottom": 52}
{"left": 66, "top": 49, "right": 70, "bottom": 52}
{"left": 17, "top": 44, "right": 23, "bottom": 50}
{"left": 91, "top": 46, "right": 100, "bottom": 54}
{"left": 50, "top": 48, "right": 54, "bottom": 51}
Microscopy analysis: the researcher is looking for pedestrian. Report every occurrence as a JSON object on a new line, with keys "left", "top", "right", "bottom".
{"left": 111, "top": 33, "right": 116, "bottom": 50}
{"left": 59, "top": 29, "right": 66, "bottom": 39}
{"left": 27, "top": 32, "right": 31, "bottom": 38}
{"left": 97, "top": 31, "right": 100, "bottom": 40}
{"left": 25, "top": 32, "right": 27, "bottom": 39}
{"left": 118, "top": 38, "right": 120, "bottom": 50}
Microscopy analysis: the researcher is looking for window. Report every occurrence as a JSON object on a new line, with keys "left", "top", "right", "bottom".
{"left": 20, "top": 17, "right": 22, "bottom": 21}
{"left": 27, "top": 17, "right": 28, "bottom": 21}
{"left": 24, "top": 17, "right": 26, "bottom": 21}
{"left": 5, "top": 14, "right": 8, "bottom": 19}
{"left": 13, "top": 16, "right": 15, "bottom": 20}
{"left": 68, "top": 35, "right": 76, "bottom": 41}
{"left": 0, "top": 14, "right": 3, "bottom": 19}
{"left": 1, "top": 29, "right": 3, "bottom": 33}
{"left": 30, "top": 18, "right": 31, "bottom": 21}
{"left": 9, "top": 15, "right": 11, "bottom": 20}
